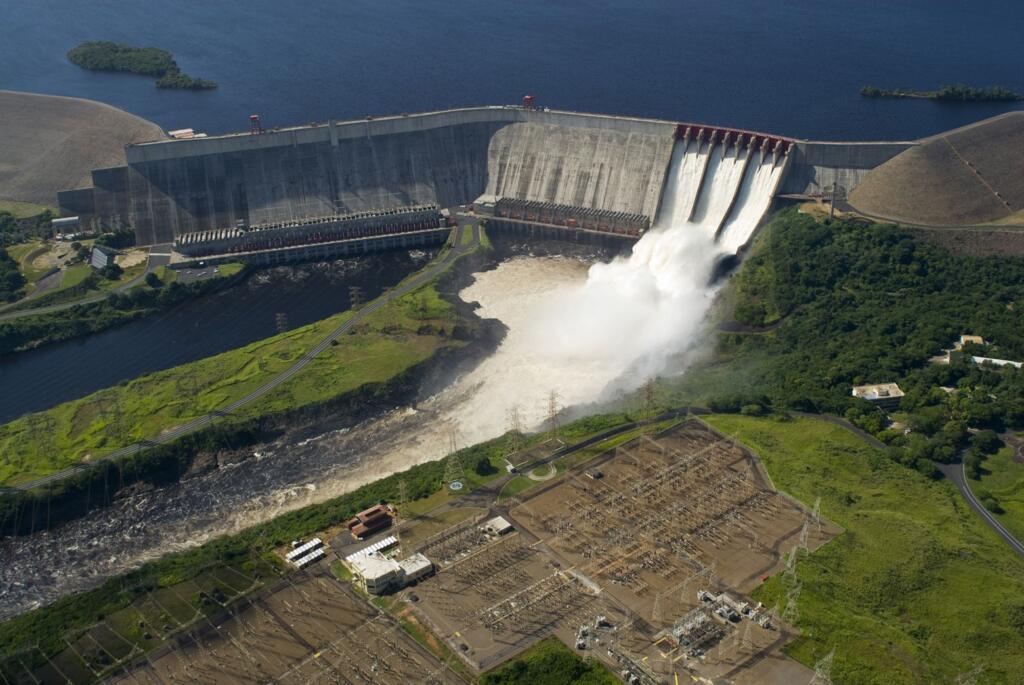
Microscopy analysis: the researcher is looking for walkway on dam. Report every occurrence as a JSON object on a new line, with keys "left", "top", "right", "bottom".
{"left": 11, "top": 226, "right": 479, "bottom": 492}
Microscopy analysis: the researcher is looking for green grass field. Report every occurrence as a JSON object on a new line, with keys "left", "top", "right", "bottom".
{"left": 0, "top": 280, "right": 463, "bottom": 485}
{"left": 975, "top": 442, "right": 1024, "bottom": 543}
{"left": 6, "top": 240, "right": 53, "bottom": 285}
{"left": 0, "top": 200, "right": 54, "bottom": 219}
{"left": 480, "top": 636, "right": 617, "bottom": 685}
{"left": 704, "top": 414, "right": 1024, "bottom": 685}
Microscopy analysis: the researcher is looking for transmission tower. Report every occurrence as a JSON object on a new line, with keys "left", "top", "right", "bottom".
{"left": 955, "top": 666, "right": 983, "bottom": 685}
{"left": 443, "top": 426, "right": 464, "bottom": 486}
{"left": 349, "top": 285, "right": 365, "bottom": 310}
{"left": 642, "top": 377, "right": 657, "bottom": 418}
{"left": 504, "top": 404, "right": 524, "bottom": 463}
{"left": 784, "top": 545, "right": 799, "bottom": 582}
{"left": 798, "top": 520, "right": 810, "bottom": 551}
{"left": 546, "top": 390, "right": 561, "bottom": 438}
{"left": 809, "top": 650, "right": 835, "bottom": 685}
{"left": 396, "top": 480, "right": 409, "bottom": 547}
{"left": 782, "top": 582, "right": 801, "bottom": 624}
{"left": 275, "top": 312, "right": 289, "bottom": 334}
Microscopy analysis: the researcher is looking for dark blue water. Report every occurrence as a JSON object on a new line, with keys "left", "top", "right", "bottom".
{"left": 0, "top": 254, "right": 428, "bottom": 424}
{"left": 2, "top": 0, "right": 1022, "bottom": 141}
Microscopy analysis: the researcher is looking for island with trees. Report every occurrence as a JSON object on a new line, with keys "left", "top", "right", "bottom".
{"left": 66, "top": 41, "right": 217, "bottom": 90}
{"left": 860, "top": 84, "right": 1023, "bottom": 102}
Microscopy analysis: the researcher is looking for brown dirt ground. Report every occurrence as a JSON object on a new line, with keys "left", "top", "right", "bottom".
{"left": 0, "top": 90, "right": 165, "bottom": 205}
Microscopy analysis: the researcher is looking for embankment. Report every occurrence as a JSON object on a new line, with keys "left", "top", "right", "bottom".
{"left": 849, "top": 111, "right": 1024, "bottom": 226}
{"left": 0, "top": 243, "right": 501, "bottom": 536}
{"left": 0, "top": 90, "right": 165, "bottom": 206}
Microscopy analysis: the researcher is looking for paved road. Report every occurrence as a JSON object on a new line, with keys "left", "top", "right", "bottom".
{"left": 13, "top": 229, "right": 477, "bottom": 491}
{"left": 937, "top": 461, "right": 1024, "bottom": 558}
{"left": 0, "top": 243, "right": 171, "bottom": 322}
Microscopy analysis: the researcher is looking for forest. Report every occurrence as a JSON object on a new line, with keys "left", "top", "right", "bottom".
{"left": 0, "top": 247, "right": 26, "bottom": 303}
{"left": 66, "top": 41, "right": 216, "bottom": 90}
{"left": 714, "top": 209, "right": 1024, "bottom": 477}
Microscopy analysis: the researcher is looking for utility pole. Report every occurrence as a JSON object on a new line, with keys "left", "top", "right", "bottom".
{"left": 443, "top": 425, "right": 464, "bottom": 487}
{"left": 396, "top": 480, "right": 408, "bottom": 548}
{"left": 643, "top": 377, "right": 657, "bottom": 418}
{"left": 348, "top": 285, "right": 364, "bottom": 310}
{"left": 809, "top": 650, "right": 835, "bottom": 685}
{"left": 546, "top": 390, "right": 561, "bottom": 439}
{"left": 505, "top": 404, "right": 524, "bottom": 464}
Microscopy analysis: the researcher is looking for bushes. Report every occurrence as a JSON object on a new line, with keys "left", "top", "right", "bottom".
{"left": 481, "top": 637, "right": 616, "bottom": 685}
{"left": 0, "top": 246, "right": 25, "bottom": 302}
{"left": 0, "top": 265, "right": 248, "bottom": 356}
{"left": 67, "top": 41, "right": 217, "bottom": 90}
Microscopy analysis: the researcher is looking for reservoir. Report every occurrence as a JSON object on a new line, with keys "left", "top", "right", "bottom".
{"left": 1, "top": 0, "right": 1022, "bottom": 141}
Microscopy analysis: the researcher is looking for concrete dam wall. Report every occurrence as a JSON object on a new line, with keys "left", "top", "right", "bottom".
{"left": 63, "top": 108, "right": 682, "bottom": 246}
{"left": 60, "top": 105, "right": 925, "bottom": 247}
{"left": 484, "top": 122, "right": 673, "bottom": 220}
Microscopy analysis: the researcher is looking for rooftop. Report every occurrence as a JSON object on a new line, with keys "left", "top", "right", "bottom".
{"left": 851, "top": 383, "right": 904, "bottom": 401}
{"left": 348, "top": 551, "right": 400, "bottom": 581}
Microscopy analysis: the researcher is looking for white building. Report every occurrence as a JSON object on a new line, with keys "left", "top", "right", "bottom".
{"left": 481, "top": 515, "right": 514, "bottom": 536}
{"left": 349, "top": 552, "right": 403, "bottom": 594}
{"left": 851, "top": 383, "right": 904, "bottom": 411}
{"left": 347, "top": 551, "right": 434, "bottom": 595}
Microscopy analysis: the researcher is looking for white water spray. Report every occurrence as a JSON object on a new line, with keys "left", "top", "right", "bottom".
{"left": 524, "top": 139, "right": 783, "bottom": 395}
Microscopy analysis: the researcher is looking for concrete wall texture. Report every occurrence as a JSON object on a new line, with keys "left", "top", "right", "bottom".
{"left": 61, "top": 106, "right": 916, "bottom": 245}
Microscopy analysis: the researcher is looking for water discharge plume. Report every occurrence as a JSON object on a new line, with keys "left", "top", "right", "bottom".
{"left": 521, "top": 139, "right": 781, "bottom": 396}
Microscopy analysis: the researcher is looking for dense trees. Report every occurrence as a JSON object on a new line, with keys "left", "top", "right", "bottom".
{"left": 0, "top": 267, "right": 247, "bottom": 356}
{"left": 0, "top": 247, "right": 26, "bottom": 302}
{"left": 719, "top": 209, "right": 1024, "bottom": 475}
{"left": 481, "top": 638, "right": 616, "bottom": 685}
{"left": 67, "top": 41, "right": 217, "bottom": 90}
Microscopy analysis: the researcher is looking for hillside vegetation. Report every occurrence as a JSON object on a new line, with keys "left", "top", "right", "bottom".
{"left": 0, "top": 278, "right": 465, "bottom": 485}
{"left": 706, "top": 414, "right": 1024, "bottom": 685}
{"left": 673, "top": 209, "right": 1024, "bottom": 478}
{"left": 67, "top": 41, "right": 216, "bottom": 89}
{"left": 481, "top": 637, "right": 617, "bottom": 685}
{"left": 0, "top": 248, "right": 26, "bottom": 302}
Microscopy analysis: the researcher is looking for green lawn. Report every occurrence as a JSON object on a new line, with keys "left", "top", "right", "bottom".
{"left": 0, "top": 279, "right": 465, "bottom": 485}
{"left": 975, "top": 442, "right": 1024, "bottom": 543}
{"left": 704, "top": 414, "right": 1024, "bottom": 685}
{"left": 7, "top": 240, "right": 52, "bottom": 284}
{"left": 480, "top": 636, "right": 617, "bottom": 685}
{"left": 0, "top": 200, "right": 55, "bottom": 219}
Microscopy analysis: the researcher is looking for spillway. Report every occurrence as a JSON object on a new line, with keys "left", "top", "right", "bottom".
{"left": 718, "top": 151, "right": 786, "bottom": 253}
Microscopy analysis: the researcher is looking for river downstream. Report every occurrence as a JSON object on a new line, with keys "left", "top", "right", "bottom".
{"left": 0, "top": 256, "right": 595, "bottom": 620}
{"left": 0, "top": 253, "right": 427, "bottom": 424}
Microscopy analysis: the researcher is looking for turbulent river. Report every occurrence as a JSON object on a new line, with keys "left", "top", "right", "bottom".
{"left": 0, "top": 256, "right": 591, "bottom": 620}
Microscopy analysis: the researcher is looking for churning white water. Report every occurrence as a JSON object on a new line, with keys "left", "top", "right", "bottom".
{"left": 518, "top": 139, "right": 784, "bottom": 397}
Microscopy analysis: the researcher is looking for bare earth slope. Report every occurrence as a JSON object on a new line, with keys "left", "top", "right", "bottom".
{"left": 0, "top": 90, "right": 165, "bottom": 206}
{"left": 849, "top": 112, "right": 1024, "bottom": 226}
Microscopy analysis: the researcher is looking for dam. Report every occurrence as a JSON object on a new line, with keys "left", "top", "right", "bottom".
{"left": 58, "top": 101, "right": 916, "bottom": 257}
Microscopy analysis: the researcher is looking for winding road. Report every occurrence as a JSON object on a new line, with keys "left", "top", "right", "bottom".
{"left": 12, "top": 227, "right": 478, "bottom": 491}
{"left": 937, "top": 460, "right": 1024, "bottom": 558}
